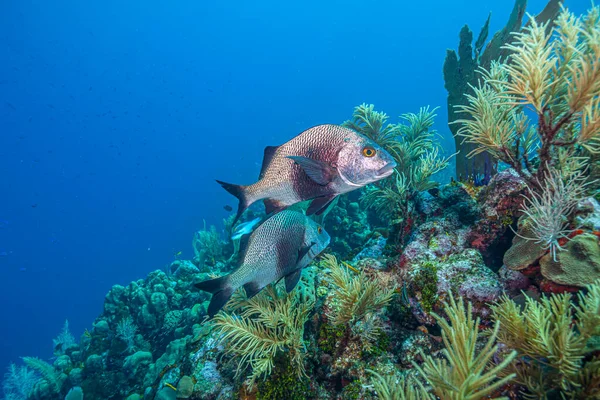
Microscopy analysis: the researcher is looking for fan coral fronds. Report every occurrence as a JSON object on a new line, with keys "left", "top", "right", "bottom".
{"left": 2, "top": 363, "right": 38, "bottom": 400}
{"left": 516, "top": 166, "right": 590, "bottom": 259}
{"left": 368, "top": 369, "right": 431, "bottom": 400}
{"left": 345, "top": 105, "right": 452, "bottom": 224}
{"left": 456, "top": 6, "right": 600, "bottom": 192}
{"left": 212, "top": 283, "right": 313, "bottom": 388}
{"left": 414, "top": 295, "right": 516, "bottom": 400}
{"left": 22, "top": 357, "right": 63, "bottom": 395}
{"left": 322, "top": 254, "right": 395, "bottom": 326}
{"left": 492, "top": 280, "right": 600, "bottom": 397}
{"left": 116, "top": 316, "right": 138, "bottom": 353}
{"left": 53, "top": 319, "right": 75, "bottom": 356}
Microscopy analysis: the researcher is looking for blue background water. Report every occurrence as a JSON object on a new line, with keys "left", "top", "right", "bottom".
{"left": 0, "top": 0, "right": 588, "bottom": 372}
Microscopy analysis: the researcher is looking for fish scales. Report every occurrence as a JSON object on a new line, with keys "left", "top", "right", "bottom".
{"left": 195, "top": 210, "right": 330, "bottom": 317}
{"left": 217, "top": 124, "right": 396, "bottom": 223}
{"left": 248, "top": 125, "right": 349, "bottom": 207}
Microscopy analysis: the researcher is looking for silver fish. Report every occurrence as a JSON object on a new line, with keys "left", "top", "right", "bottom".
{"left": 231, "top": 217, "right": 261, "bottom": 240}
{"left": 195, "top": 210, "right": 330, "bottom": 317}
{"left": 217, "top": 124, "right": 396, "bottom": 223}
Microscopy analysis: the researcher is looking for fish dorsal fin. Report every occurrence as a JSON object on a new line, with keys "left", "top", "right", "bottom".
{"left": 297, "top": 242, "right": 316, "bottom": 264}
{"left": 307, "top": 195, "right": 337, "bottom": 216}
{"left": 284, "top": 269, "right": 302, "bottom": 293}
{"left": 259, "top": 146, "right": 279, "bottom": 180}
{"left": 263, "top": 198, "right": 286, "bottom": 215}
{"left": 287, "top": 156, "right": 336, "bottom": 186}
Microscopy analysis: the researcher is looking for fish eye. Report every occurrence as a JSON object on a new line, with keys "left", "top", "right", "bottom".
{"left": 317, "top": 226, "right": 323, "bottom": 234}
{"left": 362, "top": 146, "right": 376, "bottom": 157}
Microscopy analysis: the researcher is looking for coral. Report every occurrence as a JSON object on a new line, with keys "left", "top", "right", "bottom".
{"left": 176, "top": 375, "right": 194, "bottom": 398}
{"left": 455, "top": 6, "right": 600, "bottom": 195}
{"left": 212, "top": 283, "right": 313, "bottom": 388}
{"left": 255, "top": 357, "right": 314, "bottom": 400}
{"left": 492, "top": 280, "right": 600, "bottom": 397}
{"left": 466, "top": 169, "right": 526, "bottom": 267}
{"left": 123, "top": 351, "right": 152, "bottom": 379}
{"left": 517, "top": 167, "right": 591, "bottom": 259}
{"left": 414, "top": 295, "right": 517, "bottom": 400}
{"left": 503, "top": 217, "right": 547, "bottom": 271}
{"left": 2, "top": 363, "right": 38, "bottom": 400}
{"left": 53, "top": 320, "right": 76, "bottom": 356}
{"left": 321, "top": 194, "right": 372, "bottom": 258}
{"left": 322, "top": 254, "right": 396, "bottom": 327}
{"left": 64, "top": 386, "right": 84, "bottom": 400}
{"left": 539, "top": 232, "right": 600, "bottom": 287}
{"left": 403, "top": 249, "right": 502, "bottom": 324}
{"left": 192, "top": 221, "right": 226, "bottom": 270}
{"left": 116, "top": 316, "right": 138, "bottom": 353}
{"left": 22, "top": 356, "right": 65, "bottom": 397}
{"left": 445, "top": 0, "right": 561, "bottom": 180}
{"left": 344, "top": 104, "right": 453, "bottom": 244}
{"left": 368, "top": 369, "right": 430, "bottom": 400}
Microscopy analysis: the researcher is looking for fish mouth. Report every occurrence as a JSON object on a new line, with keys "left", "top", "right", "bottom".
{"left": 375, "top": 162, "right": 396, "bottom": 179}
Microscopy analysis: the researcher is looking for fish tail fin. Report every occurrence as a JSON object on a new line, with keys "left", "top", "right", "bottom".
{"left": 216, "top": 180, "right": 251, "bottom": 224}
{"left": 195, "top": 275, "right": 234, "bottom": 317}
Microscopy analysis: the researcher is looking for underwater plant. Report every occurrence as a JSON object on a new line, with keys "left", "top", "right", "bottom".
{"left": 414, "top": 295, "right": 517, "bottom": 400}
{"left": 368, "top": 369, "right": 431, "bottom": 400}
{"left": 455, "top": 6, "right": 600, "bottom": 191}
{"left": 516, "top": 166, "right": 591, "bottom": 259}
{"left": 444, "top": 0, "right": 561, "bottom": 180}
{"left": 192, "top": 220, "right": 226, "bottom": 269}
{"left": 2, "top": 363, "right": 38, "bottom": 400}
{"left": 344, "top": 104, "right": 453, "bottom": 242}
{"left": 53, "top": 319, "right": 75, "bottom": 356}
{"left": 116, "top": 316, "right": 138, "bottom": 353}
{"left": 491, "top": 279, "right": 600, "bottom": 398}
{"left": 212, "top": 278, "right": 314, "bottom": 389}
{"left": 22, "top": 357, "right": 64, "bottom": 396}
{"left": 456, "top": 6, "right": 600, "bottom": 254}
{"left": 321, "top": 254, "right": 395, "bottom": 349}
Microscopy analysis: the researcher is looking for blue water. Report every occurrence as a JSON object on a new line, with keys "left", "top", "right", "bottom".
{"left": 0, "top": 0, "right": 588, "bottom": 373}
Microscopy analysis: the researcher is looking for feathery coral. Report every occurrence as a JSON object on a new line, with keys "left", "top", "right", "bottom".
{"left": 456, "top": 6, "right": 600, "bottom": 191}
{"left": 322, "top": 254, "right": 395, "bottom": 326}
{"left": 212, "top": 282, "right": 313, "bottom": 388}
{"left": 368, "top": 369, "right": 431, "bottom": 400}
{"left": 414, "top": 295, "right": 517, "bottom": 400}
{"left": 492, "top": 280, "right": 600, "bottom": 397}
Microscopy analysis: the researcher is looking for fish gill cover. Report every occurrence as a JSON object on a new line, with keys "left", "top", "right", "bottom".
{"left": 1, "top": 1, "right": 600, "bottom": 400}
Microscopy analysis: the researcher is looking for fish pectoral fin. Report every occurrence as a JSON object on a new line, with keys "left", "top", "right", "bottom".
{"left": 284, "top": 269, "right": 303, "bottom": 293}
{"left": 307, "top": 195, "right": 337, "bottom": 216}
{"left": 297, "top": 242, "right": 316, "bottom": 264}
{"left": 287, "top": 156, "right": 335, "bottom": 186}
{"left": 243, "top": 281, "right": 263, "bottom": 299}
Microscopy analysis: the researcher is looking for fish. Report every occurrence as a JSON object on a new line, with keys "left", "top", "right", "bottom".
{"left": 217, "top": 124, "right": 396, "bottom": 223}
{"left": 195, "top": 210, "right": 330, "bottom": 317}
{"left": 231, "top": 217, "right": 261, "bottom": 240}
{"left": 223, "top": 205, "right": 233, "bottom": 212}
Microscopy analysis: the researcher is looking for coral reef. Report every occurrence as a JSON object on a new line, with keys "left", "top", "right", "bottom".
{"left": 444, "top": 0, "right": 561, "bottom": 180}
{"left": 3, "top": 5, "right": 600, "bottom": 400}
